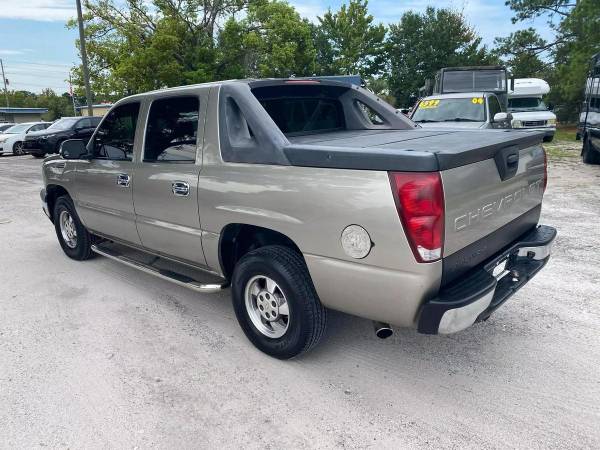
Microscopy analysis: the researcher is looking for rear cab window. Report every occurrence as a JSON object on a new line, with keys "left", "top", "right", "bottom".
{"left": 249, "top": 82, "right": 393, "bottom": 136}
{"left": 259, "top": 97, "right": 345, "bottom": 135}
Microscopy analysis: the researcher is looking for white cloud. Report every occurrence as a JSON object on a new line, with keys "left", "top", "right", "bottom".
{"left": 0, "top": 0, "right": 75, "bottom": 22}
{"left": 3, "top": 61, "right": 72, "bottom": 93}
{"left": 0, "top": 49, "right": 28, "bottom": 55}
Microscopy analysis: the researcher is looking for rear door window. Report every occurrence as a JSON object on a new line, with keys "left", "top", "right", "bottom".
{"left": 77, "top": 118, "right": 93, "bottom": 129}
{"left": 143, "top": 96, "right": 200, "bottom": 163}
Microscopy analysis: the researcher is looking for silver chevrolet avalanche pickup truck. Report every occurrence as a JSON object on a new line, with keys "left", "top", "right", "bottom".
{"left": 40, "top": 79, "right": 556, "bottom": 359}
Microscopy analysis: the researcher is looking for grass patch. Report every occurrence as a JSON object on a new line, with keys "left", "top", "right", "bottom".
{"left": 553, "top": 126, "right": 578, "bottom": 142}
{"left": 545, "top": 146, "right": 578, "bottom": 159}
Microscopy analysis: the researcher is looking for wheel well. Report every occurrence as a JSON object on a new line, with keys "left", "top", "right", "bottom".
{"left": 219, "top": 224, "right": 302, "bottom": 280}
{"left": 46, "top": 184, "right": 71, "bottom": 221}
{"left": 54, "top": 139, "right": 65, "bottom": 152}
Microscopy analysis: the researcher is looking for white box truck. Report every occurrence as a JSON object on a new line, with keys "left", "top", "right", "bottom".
{"left": 508, "top": 78, "right": 557, "bottom": 142}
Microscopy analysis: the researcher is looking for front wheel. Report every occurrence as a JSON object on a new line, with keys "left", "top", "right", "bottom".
{"left": 231, "top": 245, "right": 327, "bottom": 359}
{"left": 53, "top": 196, "right": 94, "bottom": 260}
{"left": 13, "top": 141, "right": 25, "bottom": 155}
{"left": 582, "top": 136, "right": 600, "bottom": 165}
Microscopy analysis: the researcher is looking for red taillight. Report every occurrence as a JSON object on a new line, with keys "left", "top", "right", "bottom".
{"left": 388, "top": 172, "right": 444, "bottom": 263}
{"left": 543, "top": 149, "right": 548, "bottom": 192}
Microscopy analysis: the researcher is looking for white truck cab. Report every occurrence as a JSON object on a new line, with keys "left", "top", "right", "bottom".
{"left": 508, "top": 78, "right": 557, "bottom": 142}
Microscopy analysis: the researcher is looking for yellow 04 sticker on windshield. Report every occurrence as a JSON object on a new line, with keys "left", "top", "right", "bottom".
{"left": 420, "top": 99, "right": 440, "bottom": 109}
{"left": 471, "top": 97, "right": 484, "bottom": 104}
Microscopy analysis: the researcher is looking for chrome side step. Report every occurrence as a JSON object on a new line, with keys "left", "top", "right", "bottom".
{"left": 91, "top": 243, "right": 226, "bottom": 293}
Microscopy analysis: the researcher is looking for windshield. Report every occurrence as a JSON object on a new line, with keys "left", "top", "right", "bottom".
{"left": 4, "top": 123, "right": 31, "bottom": 134}
{"left": 442, "top": 70, "right": 507, "bottom": 93}
{"left": 508, "top": 97, "right": 548, "bottom": 112}
{"left": 412, "top": 97, "right": 485, "bottom": 123}
{"left": 47, "top": 118, "right": 78, "bottom": 131}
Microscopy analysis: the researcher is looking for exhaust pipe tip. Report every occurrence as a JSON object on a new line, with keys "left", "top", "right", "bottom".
{"left": 373, "top": 321, "right": 393, "bottom": 339}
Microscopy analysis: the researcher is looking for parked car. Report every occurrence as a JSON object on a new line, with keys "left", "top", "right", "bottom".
{"left": 579, "top": 52, "right": 600, "bottom": 164}
{"left": 23, "top": 116, "right": 102, "bottom": 158}
{"left": 0, "top": 122, "right": 51, "bottom": 155}
{"left": 0, "top": 123, "right": 15, "bottom": 133}
{"left": 41, "top": 78, "right": 556, "bottom": 359}
{"left": 508, "top": 78, "right": 557, "bottom": 142}
{"left": 410, "top": 92, "right": 513, "bottom": 129}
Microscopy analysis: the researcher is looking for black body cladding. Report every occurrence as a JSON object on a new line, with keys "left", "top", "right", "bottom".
{"left": 218, "top": 80, "right": 545, "bottom": 172}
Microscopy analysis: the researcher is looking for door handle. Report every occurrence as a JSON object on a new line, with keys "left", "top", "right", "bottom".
{"left": 171, "top": 181, "right": 190, "bottom": 197}
{"left": 117, "top": 173, "right": 130, "bottom": 187}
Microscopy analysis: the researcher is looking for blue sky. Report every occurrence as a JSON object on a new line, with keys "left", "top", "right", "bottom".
{"left": 0, "top": 0, "right": 553, "bottom": 94}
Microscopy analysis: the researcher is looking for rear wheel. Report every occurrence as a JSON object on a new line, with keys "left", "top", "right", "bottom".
{"left": 231, "top": 245, "right": 327, "bottom": 359}
{"left": 53, "top": 196, "right": 94, "bottom": 260}
{"left": 582, "top": 135, "right": 600, "bottom": 165}
{"left": 12, "top": 141, "right": 25, "bottom": 155}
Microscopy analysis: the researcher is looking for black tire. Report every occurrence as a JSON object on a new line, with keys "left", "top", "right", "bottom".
{"left": 231, "top": 245, "right": 327, "bottom": 359}
{"left": 53, "top": 196, "right": 94, "bottom": 260}
{"left": 12, "top": 141, "right": 24, "bottom": 155}
{"left": 582, "top": 135, "right": 600, "bottom": 165}
{"left": 543, "top": 135, "right": 554, "bottom": 143}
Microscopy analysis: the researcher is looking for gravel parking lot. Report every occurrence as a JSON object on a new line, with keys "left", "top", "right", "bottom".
{"left": 1, "top": 146, "right": 599, "bottom": 449}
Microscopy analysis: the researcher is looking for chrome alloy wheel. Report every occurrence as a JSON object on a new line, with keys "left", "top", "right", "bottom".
{"left": 244, "top": 275, "right": 290, "bottom": 338}
{"left": 13, "top": 142, "right": 24, "bottom": 155}
{"left": 59, "top": 210, "right": 78, "bottom": 249}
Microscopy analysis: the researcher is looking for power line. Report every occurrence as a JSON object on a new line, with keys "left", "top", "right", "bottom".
{"left": 6, "top": 68, "right": 72, "bottom": 75}
{"left": 8, "top": 82, "right": 69, "bottom": 90}
{"left": 3, "top": 59, "right": 74, "bottom": 69}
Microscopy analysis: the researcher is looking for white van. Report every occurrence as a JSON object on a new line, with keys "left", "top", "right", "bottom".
{"left": 508, "top": 78, "right": 557, "bottom": 142}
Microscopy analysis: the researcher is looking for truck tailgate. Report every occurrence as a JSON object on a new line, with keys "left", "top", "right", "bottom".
{"left": 441, "top": 142, "right": 546, "bottom": 284}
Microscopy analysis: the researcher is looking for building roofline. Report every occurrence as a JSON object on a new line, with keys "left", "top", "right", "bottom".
{"left": 0, "top": 107, "right": 49, "bottom": 114}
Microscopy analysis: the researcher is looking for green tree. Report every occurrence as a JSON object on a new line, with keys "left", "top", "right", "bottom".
{"left": 494, "top": 28, "right": 549, "bottom": 78}
{"left": 365, "top": 77, "right": 395, "bottom": 105}
{"left": 387, "top": 7, "right": 497, "bottom": 107}
{"left": 501, "top": 0, "right": 600, "bottom": 121}
{"left": 313, "top": 0, "right": 386, "bottom": 79}
{"left": 69, "top": 0, "right": 246, "bottom": 98}
{"left": 216, "top": 0, "right": 316, "bottom": 79}
{"left": 4, "top": 89, "right": 73, "bottom": 120}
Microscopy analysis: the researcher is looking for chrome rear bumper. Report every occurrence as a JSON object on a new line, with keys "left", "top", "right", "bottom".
{"left": 419, "top": 225, "right": 557, "bottom": 334}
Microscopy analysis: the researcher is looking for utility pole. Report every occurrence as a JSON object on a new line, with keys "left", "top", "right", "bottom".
{"left": 69, "top": 73, "right": 78, "bottom": 116}
{"left": 0, "top": 59, "right": 9, "bottom": 109}
{"left": 75, "top": 0, "right": 93, "bottom": 117}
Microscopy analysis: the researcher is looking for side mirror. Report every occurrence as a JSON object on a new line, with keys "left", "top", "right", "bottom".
{"left": 493, "top": 112, "right": 512, "bottom": 123}
{"left": 60, "top": 139, "right": 89, "bottom": 159}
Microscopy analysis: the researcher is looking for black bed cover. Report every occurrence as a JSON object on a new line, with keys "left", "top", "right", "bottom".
{"left": 284, "top": 128, "right": 544, "bottom": 172}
